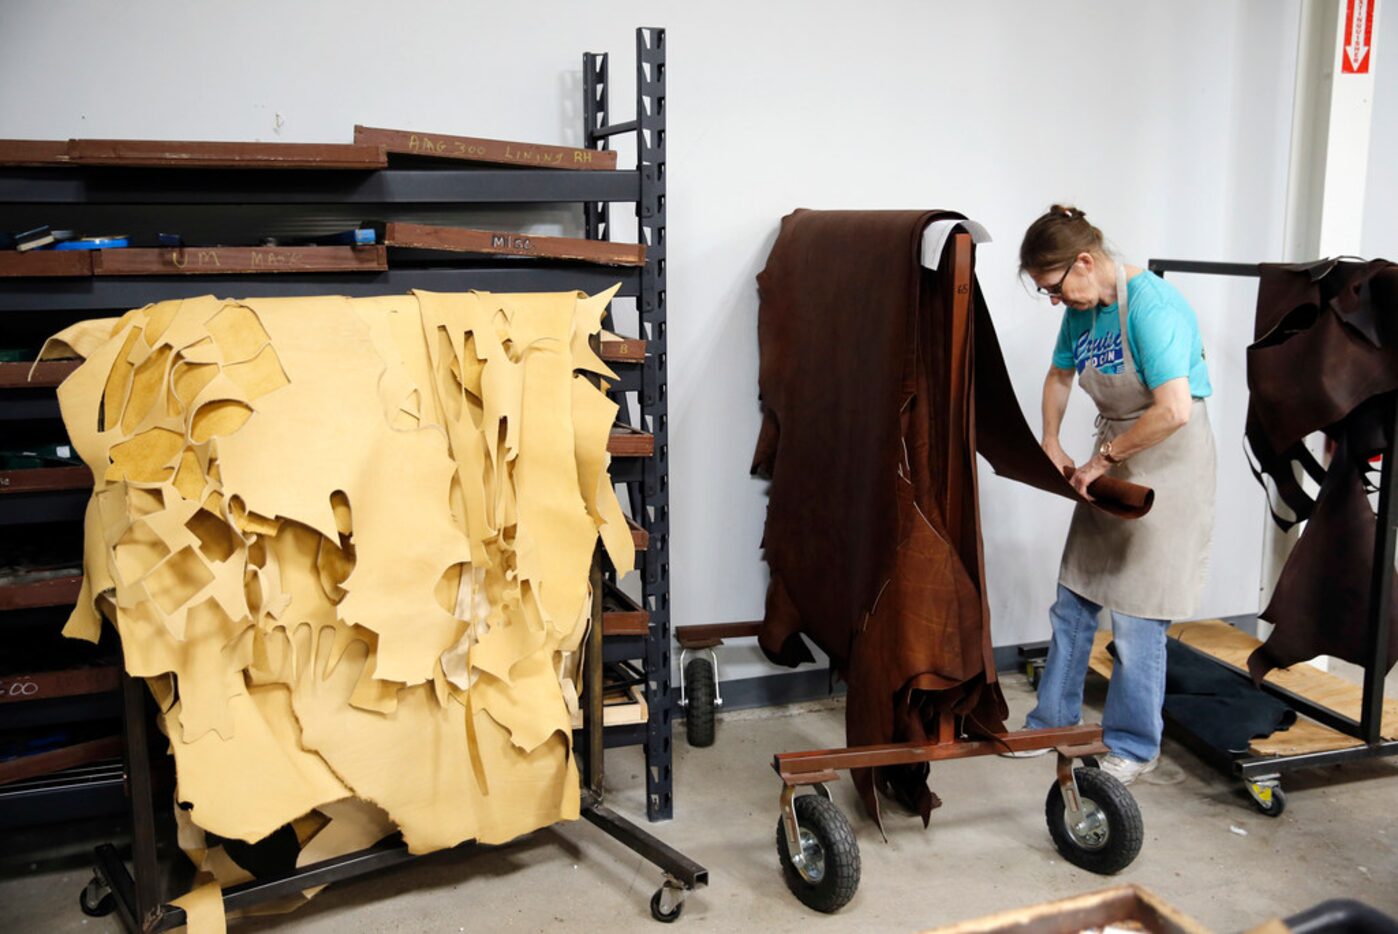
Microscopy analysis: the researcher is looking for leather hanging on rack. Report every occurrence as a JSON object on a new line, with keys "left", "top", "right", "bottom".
{"left": 751, "top": 209, "right": 1154, "bottom": 827}
{"left": 44, "top": 288, "right": 635, "bottom": 929}
{"left": 1244, "top": 259, "right": 1398, "bottom": 681}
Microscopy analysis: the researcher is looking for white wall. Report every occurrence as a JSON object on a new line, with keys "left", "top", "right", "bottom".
{"left": 1, "top": 1, "right": 1314, "bottom": 679}
{"left": 1364, "top": 1, "right": 1397, "bottom": 258}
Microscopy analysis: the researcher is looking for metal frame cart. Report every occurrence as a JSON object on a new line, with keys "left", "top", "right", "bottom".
{"left": 757, "top": 233, "right": 1144, "bottom": 912}
{"left": 673, "top": 620, "right": 765, "bottom": 747}
{"left": 771, "top": 717, "right": 1142, "bottom": 913}
{"left": 79, "top": 562, "right": 706, "bottom": 931}
{"left": 1145, "top": 257, "right": 1398, "bottom": 816}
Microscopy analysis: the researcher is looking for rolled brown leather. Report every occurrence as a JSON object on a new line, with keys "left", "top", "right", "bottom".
{"left": 753, "top": 209, "right": 1154, "bottom": 825}
{"left": 970, "top": 276, "right": 1155, "bottom": 519}
{"left": 1063, "top": 465, "right": 1157, "bottom": 517}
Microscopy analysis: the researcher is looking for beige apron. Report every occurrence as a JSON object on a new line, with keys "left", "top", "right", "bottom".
{"left": 1058, "top": 264, "right": 1216, "bottom": 620}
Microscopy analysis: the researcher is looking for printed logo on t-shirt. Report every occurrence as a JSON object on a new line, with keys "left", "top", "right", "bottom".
{"left": 1074, "top": 329, "right": 1123, "bottom": 375}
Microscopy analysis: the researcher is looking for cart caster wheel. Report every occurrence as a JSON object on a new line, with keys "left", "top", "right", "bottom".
{"left": 684, "top": 657, "right": 717, "bottom": 748}
{"left": 650, "top": 885, "right": 684, "bottom": 923}
{"left": 1026, "top": 661, "right": 1043, "bottom": 690}
{"left": 1046, "top": 767, "right": 1143, "bottom": 875}
{"left": 1246, "top": 781, "right": 1286, "bottom": 817}
{"left": 775, "top": 794, "right": 860, "bottom": 913}
{"left": 79, "top": 876, "right": 116, "bottom": 917}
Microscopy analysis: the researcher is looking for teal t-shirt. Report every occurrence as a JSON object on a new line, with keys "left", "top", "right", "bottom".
{"left": 1051, "top": 270, "right": 1212, "bottom": 398}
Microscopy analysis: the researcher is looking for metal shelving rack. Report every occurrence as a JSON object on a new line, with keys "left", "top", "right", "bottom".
{"left": 583, "top": 27, "right": 673, "bottom": 820}
{"left": 0, "top": 23, "right": 696, "bottom": 929}
{"left": 1148, "top": 258, "right": 1398, "bottom": 808}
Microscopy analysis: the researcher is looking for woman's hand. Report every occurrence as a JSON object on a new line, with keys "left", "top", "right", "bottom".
{"left": 1042, "top": 437, "right": 1076, "bottom": 477}
{"left": 1070, "top": 453, "right": 1109, "bottom": 500}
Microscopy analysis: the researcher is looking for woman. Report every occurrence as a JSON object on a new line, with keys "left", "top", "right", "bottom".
{"left": 1014, "top": 205, "right": 1216, "bottom": 785}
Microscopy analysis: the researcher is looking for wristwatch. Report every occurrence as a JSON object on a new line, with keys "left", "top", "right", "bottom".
{"left": 1098, "top": 439, "right": 1123, "bottom": 465}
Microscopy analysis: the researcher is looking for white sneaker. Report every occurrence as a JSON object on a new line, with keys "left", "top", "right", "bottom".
{"left": 998, "top": 722, "right": 1081, "bottom": 759}
{"left": 1098, "top": 753, "right": 1158, "bottom": 786}
{"left": 1000, "top": 746, "right": 1051, "bottom": 759}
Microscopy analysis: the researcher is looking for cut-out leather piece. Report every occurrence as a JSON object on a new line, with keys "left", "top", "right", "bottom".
{"left": 187, "top": 508, "right": 237, "bottom": 564}
{"left": 190, "top": 399, "right": 254, "bottom": 443}
{"left": 107, "top": 426, "right": 184, "bottom": 483}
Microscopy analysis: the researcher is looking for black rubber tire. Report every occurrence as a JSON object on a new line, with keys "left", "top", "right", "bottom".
{"left": 1045, "top": 767, "right": 1144, "bottom": 875}
{"left": 684, "top": 658, "right": 717, "bottom": 748}
{"left": 650, "top": 887, "right": 684, "bottom": 923}
{"left": 79, "top": 877, "right": 116, "bottom": 918}
{"left": 1252, "top": 785, "right": 1286, "bottom": 818}
{"left": 775, "top": 794, "right": 860, "bottom": 913}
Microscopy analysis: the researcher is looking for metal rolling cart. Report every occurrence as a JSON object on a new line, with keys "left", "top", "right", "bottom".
{"left": 758, "top": 233, "right": 1145, "bottom": 913}
{"left": 673, "top": 620, "right": 765, "bottom": 747}
{"left": 771, "top": 716, "right": 1143, "bottom": 913}
{"left": 1145, "top": 257, "right": 1398, "bottom": 816}
{"left": 79, "top": 560, "right": 706, "bottom": 931}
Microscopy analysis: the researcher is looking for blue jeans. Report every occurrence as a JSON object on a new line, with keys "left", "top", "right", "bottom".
{"left": 1025, "top": 584, "right": 1169, "bottom": 763}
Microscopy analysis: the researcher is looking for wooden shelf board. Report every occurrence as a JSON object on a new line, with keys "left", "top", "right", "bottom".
{"left": 607, "top": 425, "right": 654, "bottom": 458}
{"left": 0, "top": 139, "right": 71, "bottom": 166}
{"left": 384, "top": 222, "right": 644, "bottom": 267}
{"left": 0, "top": 666, "right": 119, "bottom": 705}
{"left": 0, "top": 360, "right": 80, "bottom": 389}
{"left": 599, "top": 331, "right": 646, "bottom": 363}
{"left": 0, "top": 467, "right": 90, "bottom": 495}
{"left": 92, "top": 245, "right": 386, "bottom": 276}
{"left": 0, "top": 251, "right": 93, "bottom": 278}
{"left": 67, "top": 139, "right": 386, "bottom": 169}
{"left": 627, "top": 516, "right": 649, "bottom": 551}
{"left": 356, "top": 125, "right": 617, "bottom": 172}
{"left": 602, "top": 610, "right": 650, "bottom": 637}
{"left": 0, "top": 574, "right": 83, "bottom": 611}
{"left": 0, "top": 736, "right": 123, "bottom": 787}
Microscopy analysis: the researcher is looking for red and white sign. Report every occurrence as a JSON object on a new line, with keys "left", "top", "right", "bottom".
{"left": 1342, "top": 0, "right": 1374, "bottom": 74}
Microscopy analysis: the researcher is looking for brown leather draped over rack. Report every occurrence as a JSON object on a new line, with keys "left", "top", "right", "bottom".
{"left": 751, "top": 209, "right": 1153, "bottom": 827}
{"left": 751, "top": 211, "right": 1150, "bottom": 911}
{"left": 1244, "top": 259, "right": 1398, "bottom": 685}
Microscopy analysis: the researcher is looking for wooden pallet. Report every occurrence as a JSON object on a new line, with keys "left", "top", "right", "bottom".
{"left": 1089, "top": 620, "right": 1398, "bottom": 757}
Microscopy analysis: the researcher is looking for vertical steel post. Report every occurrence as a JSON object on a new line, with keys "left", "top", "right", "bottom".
{"left": 582, "top": 51, "right": 612, "bottom": 245}
{"left": 1361, "top": 395, "right": 1398, "bottom": 743}
{"left": 635, "top": 26, "right": 672, "bottom": 821}
{"left": 120, "top": 670, "right": 162, "bottom": 928}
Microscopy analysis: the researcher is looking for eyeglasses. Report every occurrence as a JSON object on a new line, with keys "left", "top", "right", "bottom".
{"left": 1036, "top": 260, "right": 1077, "bottom": 297}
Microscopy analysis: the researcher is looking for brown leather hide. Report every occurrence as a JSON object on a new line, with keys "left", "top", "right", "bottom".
{"left": 752, "top": 209, "right": 1154, "bottom": 824}
{"left": 1245, "top": 259, "right": 1398, "bottom": 681}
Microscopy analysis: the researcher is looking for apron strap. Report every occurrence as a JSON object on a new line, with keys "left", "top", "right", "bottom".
{"left": 1115, "top": 262, "right": 1135, "bottom": 378}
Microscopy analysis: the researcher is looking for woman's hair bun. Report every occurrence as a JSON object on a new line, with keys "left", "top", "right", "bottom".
{"left": 1049, "top": 204, "right": 1085, "bottom": 221}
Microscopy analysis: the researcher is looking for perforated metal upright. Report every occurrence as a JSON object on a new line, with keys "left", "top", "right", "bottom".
{"left": 584, "top": 26, "right": 673, "bottom": 821}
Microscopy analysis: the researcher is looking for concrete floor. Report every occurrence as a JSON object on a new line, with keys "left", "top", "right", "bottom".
{"left": 3, "top": 673, "right": 1396, "bottom": 933}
